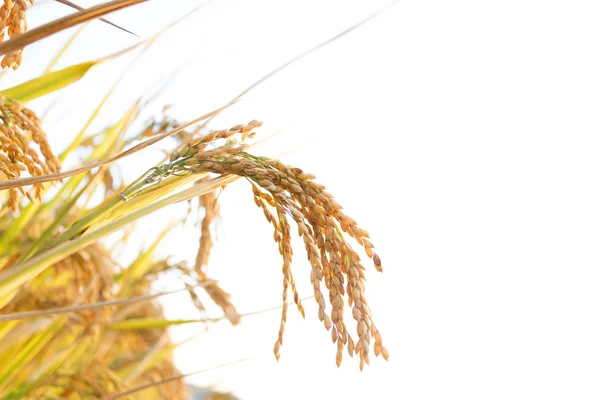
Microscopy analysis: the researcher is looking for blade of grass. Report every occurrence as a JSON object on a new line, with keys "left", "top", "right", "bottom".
{"left": 108, "top": 318, "right": 200, "bottom": 330}
{"left": 100, "top": 173, "right": 201, "bottom": 227}
{"left": 43, "top": 22, "right": 88, "bottom": 74}
{"left": 2, "top": 0, "right": 209, "bottom": 104}
{"left": 57, "top": 40, "right": 150, "bottom": 162}
{"left": 38, "top": 23, "right": 91, "bottom": 118}
{"left": 0, "top": 321, "right": 18, "bottom": 342}
{"left": 0, "top": 174, "right": 237, "bottom": 297}
{"left": 21, "top": 334, "right": 94, "bottom": 397}
{"left": 0, "top": 321, "right": 62, "bottom": 393}
{"left": 0, "top": 318, "right": 53, "bottom": 352}
{"left": 21, "top": 166, "right": 121, "bottom": 262}
{"left": 1, "top": 60, "right": 98, "bottom": 102}
{"left": 118, "top": 225, "right": 172, "bottom": 295}
{"left": 49, "top": 167, "right": 187, "bottom": 248}
{"left": 121, "top": 334, "right": 168, "bottom": 382}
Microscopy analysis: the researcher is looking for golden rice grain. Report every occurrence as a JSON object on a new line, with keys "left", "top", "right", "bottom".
{"left": 159, "top": 120, "right": 386, "bottom": 368}
{"left": 191, "top": 177, "right": 241, "bottom": 325}
{"left": 0, "top": 95, "right": 60, "bottom": 211}
{"left": 0, "top": 0, "right": 34, "bottom": 69}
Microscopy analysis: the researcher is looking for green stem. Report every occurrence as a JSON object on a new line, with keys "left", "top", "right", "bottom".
{"left": 0, "top": 175, "right": 237, "bottom": 298}
{"left": 51, "top": 178, "right": 147, "bottom": 246}
{"left": 19, "top": 169, "right": 107, "bottom": 262}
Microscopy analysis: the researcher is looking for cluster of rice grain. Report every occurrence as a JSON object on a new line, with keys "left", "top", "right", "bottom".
{"left": 193, "top": 179, "right": 241, "bottom": 325}
{"left": 0, "top": 0, "right": 34, "bottom": 69}
{"left": 0, "top": 95, "right": 60, "bottom": 211}
{"left": 156, "top": 121, "right": 388, "bottom": 369}
{"left": 0, "top": 113, "right": 387, "bottom": 399}
{"left": 0, "top": 234, "right": 187, "bottom": 398}
{"left": 0, "top": 5, "right": 390, "bottom": 393}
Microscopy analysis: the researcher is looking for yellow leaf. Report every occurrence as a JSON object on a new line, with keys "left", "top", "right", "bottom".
{"left": 1, "top": 61, "right": 97, "bottom": 102}
{"left": 108, "top": 318, "right": 199, "bottom": 331}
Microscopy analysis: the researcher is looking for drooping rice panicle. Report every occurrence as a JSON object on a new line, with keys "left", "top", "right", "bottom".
{"left": 191, "top": 177, "right": 241, "bottom": 325}
{"left": 0, "top": 0, "right": 34, "bottom": 70}
{"left": 157, "top": 120, "right": 387, "bottom": 369}
{"left": 0, "top": 95, "right": 60, "bottom": 211}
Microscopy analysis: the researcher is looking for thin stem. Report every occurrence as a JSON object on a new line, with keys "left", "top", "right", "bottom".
{"left": 0, "top": 284, "right": 214, "bottom": 323}
{"left": 200, "top": 0, "right": 401, "bottom": 128}
{"left": 102, "top": 358, "right": 252, "bottom": 400}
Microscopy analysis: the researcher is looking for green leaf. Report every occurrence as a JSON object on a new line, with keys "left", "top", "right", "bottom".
{"left": 119, "top": 224, "right": 172, "bottom": 290}
{"left": 0, "top": 175, "right": 236, "bottom": 298}
{"left": 1, "top": 61, "right": 97, "bottom": 102}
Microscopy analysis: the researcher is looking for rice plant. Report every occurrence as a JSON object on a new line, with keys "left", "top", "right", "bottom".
{"left": 0, "top": 2, "right": 387, "bottom": 398}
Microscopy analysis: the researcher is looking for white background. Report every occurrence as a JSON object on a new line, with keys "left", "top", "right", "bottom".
{"left": 14, "top": 0, "right": 600, "bottom": 399}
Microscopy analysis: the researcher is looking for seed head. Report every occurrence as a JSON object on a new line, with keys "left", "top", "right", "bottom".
{"left": 0, "top": 0, "right": 34, "bottom": 70}
{"left": 153, "top": 120, "right": 386, "bottom": 368}
{"left": 0, "top": 96, "right": 60, "bottom": 211}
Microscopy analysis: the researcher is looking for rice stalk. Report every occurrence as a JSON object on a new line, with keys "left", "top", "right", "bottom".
{"left": 0, "top": 3, "right": 390, "bottom": 397}
{"left": 54, "top": 0, "right": 138, "bottom": 37}
{"left": 131, "top": 120, "right": 388, "bottom": 368}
